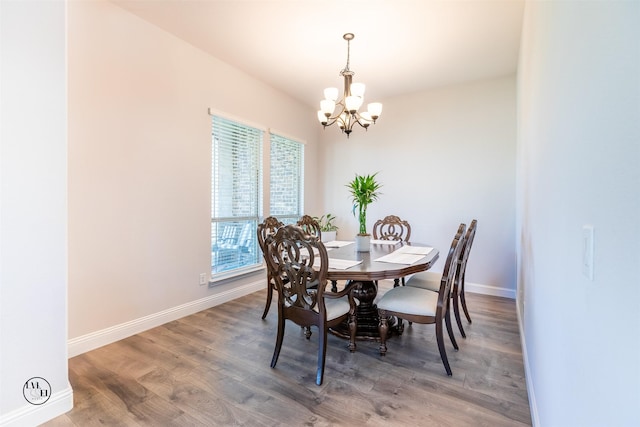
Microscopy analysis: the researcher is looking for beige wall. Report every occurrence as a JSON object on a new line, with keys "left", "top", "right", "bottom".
{"left": 67, "top": 0, "right": 319, "bottom": 345}
{"left": 517, "top": 1, "right": 640, "bottom": 425}
{"left": 318, "top": 76, "right": 517, "bottom": 295}
{"left": 0, "top": 1, "right": 72, "bottom": 424}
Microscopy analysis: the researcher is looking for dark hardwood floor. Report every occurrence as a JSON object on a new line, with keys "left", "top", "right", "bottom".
{"left": 43, "top": 281, "right": 531, "bottom": 426}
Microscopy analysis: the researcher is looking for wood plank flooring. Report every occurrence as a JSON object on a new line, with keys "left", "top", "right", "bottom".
{"left": 43, "top": 281, "right": 531, "bottom": 426}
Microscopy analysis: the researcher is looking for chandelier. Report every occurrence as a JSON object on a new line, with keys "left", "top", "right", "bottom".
{"left": 317, "top": 33, "right": 382, "bottom": 138}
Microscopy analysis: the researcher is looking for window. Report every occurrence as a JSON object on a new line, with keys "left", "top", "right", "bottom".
{"left": 210, "top": 116, "right": 305, "bottom": 278}
{"left": 269, "top": 132, "right": 304, "bottom": 225}
{"left": 211, "top": 116, "right": 262, "bottom": 276}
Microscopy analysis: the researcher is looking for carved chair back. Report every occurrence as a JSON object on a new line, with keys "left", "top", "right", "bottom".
{"left": 257, "top": 216, "right": 285, "bottom": 319}
{"left": 264, "top": 225, "right": 328, "bottom": 315}
{"left": 373, "top": 215, "right": 412, "bottom": 286}
{"left": 455, "top": 219, "right": 477, "bottom": 291}
{"left": 296, "top": 215, "right": 322, "bottom": 240}
{"left": 437, "top": 223, "right": 467, "bottom": 314}
{"left": 373, "top": 215, "right": 412, "bottom": 242}
{"left": 257, "top": 216, "right": 284, "bottom": 256}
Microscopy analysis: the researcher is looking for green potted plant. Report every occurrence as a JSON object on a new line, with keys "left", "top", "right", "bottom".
{"left": 313, "top": 213, "right": 339, "bottom": 242}
{"left": 346, "top": 172, "right": 382, "bottom": 252}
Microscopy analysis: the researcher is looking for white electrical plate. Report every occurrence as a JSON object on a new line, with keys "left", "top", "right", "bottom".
{"left": 582, "top": 225, "right": 594, "bottom": 281}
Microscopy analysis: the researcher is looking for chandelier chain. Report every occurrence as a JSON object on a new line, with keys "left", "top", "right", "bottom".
{"left": 341, "top": 37, "right": 351, "bottom": 75}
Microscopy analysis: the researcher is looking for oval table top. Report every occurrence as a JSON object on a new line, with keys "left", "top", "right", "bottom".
{"left": 324, "top": 240, "right": 440, "bottom": 282}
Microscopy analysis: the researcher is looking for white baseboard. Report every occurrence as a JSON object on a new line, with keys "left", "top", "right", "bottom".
{"left": 0, "top": 385, "right": 73, "bottom": 427}
{"left": 405, "top": 272, "right": 516, "bottom": 299}
{"left": 68, "top": 279, "right": 264, "bottom": 357}
{"left": 66, "top": 277, "right": 514, "bottom": 360}
{"left": 517, "top": 297, "right": 539, "bottom": 427}
{"left": 466, "top": 281, "right": 516, "bottom": 299}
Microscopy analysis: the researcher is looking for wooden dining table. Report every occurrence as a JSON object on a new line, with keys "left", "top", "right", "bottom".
{"left": 325, "top": 240, "right": 439, "bottom": 340}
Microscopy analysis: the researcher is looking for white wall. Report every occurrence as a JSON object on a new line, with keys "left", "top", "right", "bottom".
{"left": 517, "top": 1, "right": 640, "bottom": 425}
{"left": 0, "top": 1, "right": 72, "bottom": 425}
{"left": 319, "top": 76, "right": 517, "bottom": 296}
{"left": 67, "top": 0, "right": 319, "bottom": 351}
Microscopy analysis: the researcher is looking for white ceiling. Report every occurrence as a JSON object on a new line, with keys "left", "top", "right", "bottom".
{"left": 112, "top": 0, "right": 525, "bottom": 109}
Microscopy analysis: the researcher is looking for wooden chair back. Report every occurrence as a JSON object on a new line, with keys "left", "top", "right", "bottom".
{"left": 373, "top": 215, "right": 411, "bottom": 242}
{"left": 296, "top": 214, "right": 322, "bottom": 240}
{"left": 265, "top": 225, "right": 328, "bottom": 315}
{"left": 437, "top": 223, "right": 467, "bottom": 314}
{"left": 455, "top": 219, "right": 477, "bottom": 289}
{"left": 373, "top": 215, "right": 412, "bottom": 286}
{"left": 257, "top": 216, "right": 284, "bottom": 319}
{"left": 257, "top": 216, "right": 284, "bottom": 255}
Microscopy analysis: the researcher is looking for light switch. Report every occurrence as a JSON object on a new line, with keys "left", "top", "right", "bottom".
{"left": 582, "top": 225, "right": 594, "bottom": 280}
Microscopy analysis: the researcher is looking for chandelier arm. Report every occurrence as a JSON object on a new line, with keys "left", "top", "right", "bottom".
{"left": 322, "top": 116, "right": 340, "bottom": 128}
{"left": 325, "top": 104, "right": 345, "bottom": 121}
{"left": 353, "top": 116, "right": 371, "bottom": 130}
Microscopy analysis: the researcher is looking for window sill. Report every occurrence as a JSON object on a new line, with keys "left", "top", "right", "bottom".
{"left": 209, "top": 264, "right": 265, "bottom": 287}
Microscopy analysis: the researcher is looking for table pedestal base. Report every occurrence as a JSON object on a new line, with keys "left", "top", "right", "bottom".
{"left": 330, "top": 280, "right": 401, "bottom": 341}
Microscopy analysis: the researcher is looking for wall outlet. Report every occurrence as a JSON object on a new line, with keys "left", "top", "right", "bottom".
{"left": 199, "top": 273, "right": 207, "bottom": 286}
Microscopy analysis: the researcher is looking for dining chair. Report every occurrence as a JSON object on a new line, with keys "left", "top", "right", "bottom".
{"left": 264, "top": 224, "right": 359, "bottom": 385}
{"left": 296, "top": 214, "right": 322, "bottom": 240}
{"left": 373, "top": 215, "right": 412, "bottom": 286}
{"left": 257, "top": 216, "right": 284, "bottom": 319}
{"left": 405, "top": 219, "right": 477, "bottom": 338}
{"left": 376, "top": 223, "right": 466, "bottom": 376}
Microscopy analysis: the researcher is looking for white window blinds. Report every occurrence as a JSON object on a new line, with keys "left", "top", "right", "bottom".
{"left": 269, "top": 132, "right": 304, "bottom": 224}
{"left": 211, "top": 116, "right": 262, "bottom": 276}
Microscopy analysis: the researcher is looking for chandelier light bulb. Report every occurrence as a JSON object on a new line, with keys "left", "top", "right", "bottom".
{"left": 350, "top": 83, "right": 366, "bottom": 98}
{"left": 367, "top": 102, "right": 383, "bottom": 120}
{"left": 320, "top": 99, "right": 336, "bottom": 116}
{"left": 324, "top": 87, "right": 339, "bottom": 102}
{"left": 345, "top": 95, "right": 363, "bottom": 113}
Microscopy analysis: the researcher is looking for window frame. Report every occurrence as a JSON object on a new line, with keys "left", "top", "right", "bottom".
{"left": 209, "top": 110, "right": 305, "bottom": 282}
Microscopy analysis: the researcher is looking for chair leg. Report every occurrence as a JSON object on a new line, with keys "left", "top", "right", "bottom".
{"left": 435, "top": 318, "right": 453, "bottom": 376}
{"left": 460, "top": 281, "right": 472, "bottom": 324}
{"left": 316, "top": 324, "right": 327, "bottom": 386}
{"left": 445, "top": 307, "right": 459, "bottom": 351}
{"left": 452, "top": 288, "right": 466, "bottom": 338}
{"left": 261, "top": 281, "right": 273, "bottom": 319}
{"left": 378, "top": 311, "right": 389, "bottom": 355}
{"left": 347, "top": 313, "right": 357, "bottom": 352}
{"left": 270, "top": 315, "right": 285, "bottom": 368}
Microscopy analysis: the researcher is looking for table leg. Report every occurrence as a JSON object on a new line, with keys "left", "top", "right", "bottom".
{"left": 330, "top": 280, "right": 398, "bottom": 340}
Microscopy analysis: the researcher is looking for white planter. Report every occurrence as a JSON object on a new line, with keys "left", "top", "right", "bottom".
{"left": 354, "top": 234, "right": 371, "bottom": 252}
{"left": 321, "top": 230, "right": 337, "bottom": 242}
